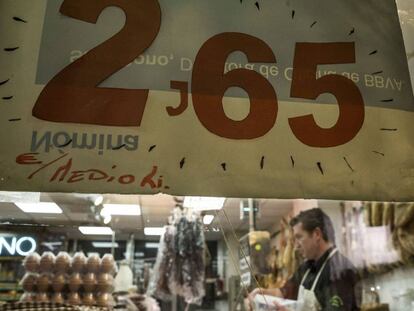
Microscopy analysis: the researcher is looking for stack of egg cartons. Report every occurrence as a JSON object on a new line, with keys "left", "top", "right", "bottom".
{"left": 20, "top": 251, "right": 117, "bottom": 308}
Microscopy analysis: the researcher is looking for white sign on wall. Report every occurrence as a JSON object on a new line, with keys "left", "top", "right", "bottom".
{"left": 0, "top": 0, "right": 413, "bottom": 201}
{"left": 0, "top": 235, "right": 37, "bottom": 256}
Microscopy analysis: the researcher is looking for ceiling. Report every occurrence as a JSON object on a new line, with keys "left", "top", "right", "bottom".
{"left": 0, "top": 192, "right": 294, "bottom": 241}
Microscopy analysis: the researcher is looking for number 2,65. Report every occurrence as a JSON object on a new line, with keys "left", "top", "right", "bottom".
{"left": 33, "top": 0, "right": 364, "bottom": 148}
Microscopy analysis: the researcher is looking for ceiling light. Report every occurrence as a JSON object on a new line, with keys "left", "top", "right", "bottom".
{"left": 92, "top": 242, "right": 119, "bottom": 248}
{"left": 144, "top": 227, "right": 165, "bottom": 236}
{"left": 183, "top": 196, "right": 225, "bottom": 211}
{"left": 79, "top": 226, "right": 113, "bottom": 235}
{"left": 145, "top": 243, "right": 160, "bottom": 248}
{"left": 101, "top": 204, "right": 141, "bottom": 216}
{"left": 94, "top": 195, "right": 104, "bottom": 206}
{"left": 103, "top": 215, "right": 112, "bottom": 224}
{"left": 203, "top": 215, "right": 215, "bottom": 225}
{"left": 15, "top": 202, "right": 63, "bottom": 214}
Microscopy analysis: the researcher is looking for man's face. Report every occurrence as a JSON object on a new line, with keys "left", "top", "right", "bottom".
{"left": 293, "top": 222, "right": 319, "bottom": 260}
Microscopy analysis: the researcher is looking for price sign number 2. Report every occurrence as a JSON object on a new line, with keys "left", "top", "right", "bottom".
{"left": 32, "top": 0, "right": 161, "bottom": 126}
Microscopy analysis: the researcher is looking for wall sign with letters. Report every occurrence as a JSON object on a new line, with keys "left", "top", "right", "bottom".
{"left": 0, "top": 0, "right": 413, "bottom": 201}
{"left": 0, "top": 235, "right": 37, "bottom": 257}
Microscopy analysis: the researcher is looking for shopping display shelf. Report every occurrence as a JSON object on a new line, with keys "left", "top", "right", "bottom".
{"left": 0, "top": 282, "right": 21, "bottom": 291}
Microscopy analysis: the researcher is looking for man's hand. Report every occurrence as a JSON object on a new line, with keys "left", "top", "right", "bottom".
{"left": 246, "top": 288, "right": 266, "bottom": 310}
{"left": 248, "top": 287, "right": 265, "bottom": 303}
{"left": 273, "top": 301, "right": 288, "bottom": 311}
{"left": 246, "top": 287, "right": 284, "bottom": 310}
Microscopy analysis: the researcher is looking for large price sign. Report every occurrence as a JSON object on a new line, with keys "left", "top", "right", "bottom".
{"left": 0, "top": 0, "right": 413, "bottom": 201}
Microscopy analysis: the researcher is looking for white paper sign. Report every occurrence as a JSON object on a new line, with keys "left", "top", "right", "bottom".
{"left": 0, "top": 0, "right": 413, "bottom": 201}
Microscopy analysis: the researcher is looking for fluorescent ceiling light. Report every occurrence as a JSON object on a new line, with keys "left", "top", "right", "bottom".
{"left": 183, "top": 196, "right": 225, "bottom": 211}
{"left": 203, "top": 215, "right": 215, "bottom": 225}
{"left": 92, "top": 241, "right": 119, "bottom": 248}
{"left": 145, "top": 243, "right": 160, "bottom": 248}
{"left": 144, "top": 227, "right": 165, "bottom": 236}
{"left": 103, "top": 215, "right": 112, "bottom": 225}
{"left": 15, "top": 202, "right": 63, "bottom": 214}
{"left": 94, "top": 195, "right": 104, "bottom": 206}
{"left": 79, "top": 226, "right": 113, "bottom": 235}
{"left": 101, "top": 204, "right": 141, "bottom": 216}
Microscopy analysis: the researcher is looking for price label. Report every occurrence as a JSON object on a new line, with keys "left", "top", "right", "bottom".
{"left": 33, "top": 0, "right": 365, "bottom": 147}
{"left": 0, "top": 0, "right": 413, "bottom": 200}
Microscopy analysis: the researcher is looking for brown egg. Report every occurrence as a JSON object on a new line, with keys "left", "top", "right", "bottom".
{"left": 86, "top": 254, "right": 101, "bottom": 273}
{"left": 52, "top": 274, "right": 66, "bottom": 292}
{"left": 68, "top": 273, "right": 82, "bottom": 292}
{"left": 39, "top": 252, "right": 55, "bottom": 273}
{"left": 96, "top": 292, "right": 114, "bottom": 307}
{"left": 71, "top": 252, "right": 86, "bottom": 273}
{"left": 20, "top": 293, "right": 35, "bottom": 302}
{"left": 37, "top": 273, "right": 50, "bottom": 292}
{"left": 24, "top": 253, "right": 40, "bottom": 273}
{"left": 67, "top": 292, "right": 81, "bottom": 305}
{"left": 51, "top": 292, "right": 65, "bottom": 304}
{"left": 97, "top": 273, "right": 114, "bottom": 293}
{"left": 82, "top": 293, "right": 96, "bottom": 306}
{"left": 21, "top": 273, "right": 38, "bottom": 292}
{"left": 100, "top": 254, "right": 116, "bottom": 274}
{"left": 83, "top": 273, "right": 97, "bottom": 292}
{"left": 55, "top": 252, "right": 70, "bottom": 273}
{"left": 36, "top": 292, "right": 49, "bottom": 303}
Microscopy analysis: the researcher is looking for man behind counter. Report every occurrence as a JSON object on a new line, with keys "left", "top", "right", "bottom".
{"left": 248, "top": 208, "right": 361, "bottom": 311}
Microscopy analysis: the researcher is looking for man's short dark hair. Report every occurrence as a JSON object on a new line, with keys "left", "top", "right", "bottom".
{"left": 289, "top": 208, "right": 335, "bottom": 243}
